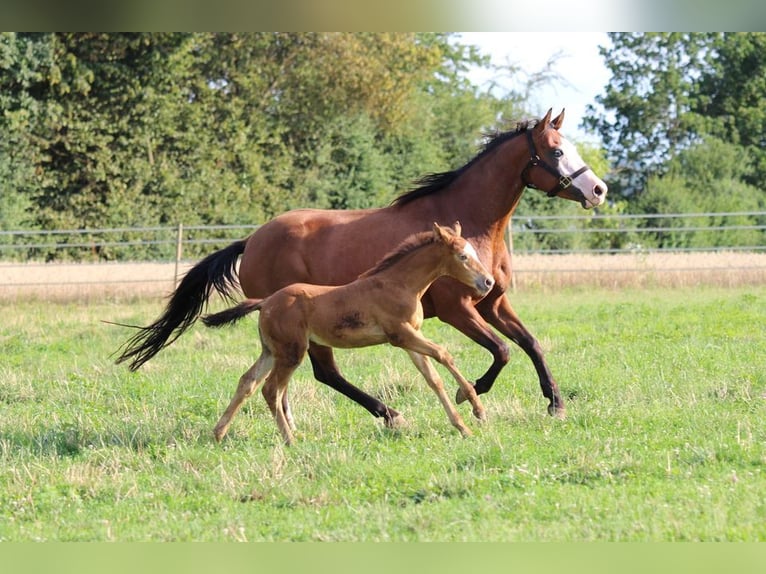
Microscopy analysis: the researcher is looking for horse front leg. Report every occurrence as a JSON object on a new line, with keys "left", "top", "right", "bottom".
{"left": 391, "top": 324, "right": 485, "bottom": 423}
{"left": 430, "top": 296, "right": 511, "bottom": 404}
{"left": 478, "top": 293, "right": 565, "bottom": 418}
{"left": 405, "top": 351, "right": 472, "bottom": 436}
{"left": 307, "top": 343, "right": 406, "bottom": 428}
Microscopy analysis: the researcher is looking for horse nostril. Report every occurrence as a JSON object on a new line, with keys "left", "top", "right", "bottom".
{"left": 594, "top": 185, "right": 605, "bottom": 197}
{"left": 485, "top": 277, "right": 495, "bottom": 289}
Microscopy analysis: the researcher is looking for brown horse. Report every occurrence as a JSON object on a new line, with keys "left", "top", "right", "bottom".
{"left": 116, "top": 109, "right": 607, "bottom": 424}
{"left": 202, "top": 223, "right": 494, "bottom": 444}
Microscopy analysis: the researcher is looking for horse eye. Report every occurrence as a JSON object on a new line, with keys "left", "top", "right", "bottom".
{"left": 552, "top": 149, "right": 564, "bottom": 159}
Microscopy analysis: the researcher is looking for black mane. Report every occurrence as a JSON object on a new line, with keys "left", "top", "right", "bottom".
{"left": 391, "top": 119, "right": 537, "bottom": 207}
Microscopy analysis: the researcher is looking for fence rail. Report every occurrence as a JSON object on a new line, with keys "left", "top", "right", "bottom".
{"left": 2, "top": 212, "right": 765, "bottom": 298}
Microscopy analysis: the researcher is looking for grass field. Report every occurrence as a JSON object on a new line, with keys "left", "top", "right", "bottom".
{"left": 1, "top": 285, "right": 764, "bottom": 541}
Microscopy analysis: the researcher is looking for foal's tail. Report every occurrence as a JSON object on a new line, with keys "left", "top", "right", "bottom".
{"left": 202, "top": 299, "right": 263, "bottom": 328}
{"left": 115, "top": 239, "right": 248, "bottom": 370}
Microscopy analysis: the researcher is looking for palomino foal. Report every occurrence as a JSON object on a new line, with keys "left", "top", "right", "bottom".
{"left": 203, "top": 223, "right": 495, "bottom": 445}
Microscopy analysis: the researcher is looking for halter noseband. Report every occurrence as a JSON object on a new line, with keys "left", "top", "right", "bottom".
{"left": 521, "top": 130, "right": 591, "bottom": 197}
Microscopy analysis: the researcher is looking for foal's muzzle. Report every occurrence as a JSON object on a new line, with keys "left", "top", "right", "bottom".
{"left": 475, "top": 275, "right": 495, "bottom": 296}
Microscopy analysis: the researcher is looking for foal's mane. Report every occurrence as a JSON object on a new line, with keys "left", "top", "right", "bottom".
{"left": 392, "top": 119, "right": 537, "bottom": 206}
{"left": 358, "top": 230, "right": 438, "bottom": 279}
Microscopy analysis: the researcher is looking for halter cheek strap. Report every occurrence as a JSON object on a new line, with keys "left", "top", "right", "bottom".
{"left": 522, "top": 131, "right": 591, "bottom": 197}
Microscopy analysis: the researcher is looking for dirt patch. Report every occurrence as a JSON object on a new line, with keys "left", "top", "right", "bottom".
{"left": 0, "top": 261, "right": 193, "bottom": 302}
{"left": 511, "top": 251, "right": 766, "bottom": 290}
{"left": 2, "top": 252, "right": 765, "bottom": 301}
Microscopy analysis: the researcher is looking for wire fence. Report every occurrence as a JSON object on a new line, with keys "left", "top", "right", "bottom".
{"left": 509, "top": 210, "right": 766, "bottom": 254}
{"left": 2, "top": 212, "right": 765, "bottom": 298}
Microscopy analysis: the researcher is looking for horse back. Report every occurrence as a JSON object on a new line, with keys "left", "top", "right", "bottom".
{"left": 238, "top": 206, "right": 426, "bottom": 298}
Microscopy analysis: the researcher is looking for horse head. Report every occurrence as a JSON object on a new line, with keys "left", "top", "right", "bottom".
{"left": 523, "top": 108, "right": 608, "bottom": 209}
{"left": 433, "top": 222, "right": 494, "bottom": 297}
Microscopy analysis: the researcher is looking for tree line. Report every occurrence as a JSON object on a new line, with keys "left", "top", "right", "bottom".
{"left": 0, "top": 33, "right": 524, "bottom": 233}
{"left": 1, "top": 32, "right": 764, "bottom": 260}
{"left": 582, "top": 32, "right": 766, "bottom": 251}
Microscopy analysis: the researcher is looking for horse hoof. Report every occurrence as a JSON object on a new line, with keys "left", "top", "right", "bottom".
{"left": 455, "top": 388, "right": 467, "bottom": 405}
{"left": 472, "top": 409, "right": 487, "bottom": 423}
{"left": 385, "top": 413, "right": 408, "bottom": 429}
{"left": 547, "top": 404, "right": 567, "bottom": 419}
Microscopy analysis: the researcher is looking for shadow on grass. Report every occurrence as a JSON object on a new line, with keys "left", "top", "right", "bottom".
{"left": 0, "top": 420, "right": 217, "bottom": 458}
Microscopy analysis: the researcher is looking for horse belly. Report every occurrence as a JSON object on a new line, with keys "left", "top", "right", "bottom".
{"left": 309, "top": 322, "right": 388, "bottom": 349}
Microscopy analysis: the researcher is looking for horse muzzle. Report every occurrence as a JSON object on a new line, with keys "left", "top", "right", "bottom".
{"left": 474, "top": 275, "right": 495, "bottom": 296}
{"left": 567, "top": 182, "right": 607, "bottom": 209}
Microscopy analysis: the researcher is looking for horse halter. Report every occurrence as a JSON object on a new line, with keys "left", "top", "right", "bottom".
{"left": 521, "top": 130, "right": 591, "bottom": 197}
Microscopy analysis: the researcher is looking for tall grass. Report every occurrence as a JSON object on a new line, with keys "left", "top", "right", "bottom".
{"left": 0, "top": 286, "right": 764, "bottom": 540}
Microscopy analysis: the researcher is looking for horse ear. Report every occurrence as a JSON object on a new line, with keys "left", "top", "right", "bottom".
{"left": 551, "top": 109, "right": 565, "bottom": 130}
{"left": 433, "top": 222, "right": 452, "bottom": 243}
{"left": 536, "top": 108, "right": 553, "bottom": 132}
{"left": 453, "top": 221, "right": 462, "bottom": 237}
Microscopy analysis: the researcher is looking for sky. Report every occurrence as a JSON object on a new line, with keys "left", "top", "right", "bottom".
{"left": 458, "top": 32, "right": 612, "bottom": 143}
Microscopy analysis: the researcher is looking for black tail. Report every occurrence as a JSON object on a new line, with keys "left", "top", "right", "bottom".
{"left": 115, "top": 239, "right": 247, "bottom": 370}
{"left": 202, "top": 299, "right": 263, "bottom": 328}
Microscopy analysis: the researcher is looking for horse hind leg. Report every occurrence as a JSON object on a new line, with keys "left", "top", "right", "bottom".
{"left": 281, "top": 392, "right": 296, "bottom": 432}
{"left": 214, "top": 350, "right": 274, "bottom": 442}
{"left": 261, "top": 363, "right": 300, "bottom": 446}
{"left": 308, "top": 344, "right": 405, "bottom": 428}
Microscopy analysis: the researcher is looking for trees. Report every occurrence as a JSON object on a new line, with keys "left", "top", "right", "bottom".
{"left": 693, "top": 33, "right": 766, "bottom": 189}
{"left": 5, "top": 32, "right": 764, "bottom": 260}
{"left": 1, "top": 33, "right": 525, "bottom": 250}
{"left": 0, "top": 33, "right": 53, "bottom": 230}
{"left": 581, "top": 32, "right": 765, "bottom": 253}
{"left": 584, "top": 32, "right": 766, "bottom": 202}
{"left": 583, "top": 33, "right": 713, "bottom": 197}
{"left": 0, "top": 33, "right": 202, "bottom": 232}
{"left": 636, "top": 137, "right": 764, "bottom": 249}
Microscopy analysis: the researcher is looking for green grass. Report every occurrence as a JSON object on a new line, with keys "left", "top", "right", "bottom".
{"left": 1, "top": 286, "right": 764, "bottom": 541}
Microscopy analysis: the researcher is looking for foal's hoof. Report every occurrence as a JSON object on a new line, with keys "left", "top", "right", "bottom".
{"left": 547, "top": 404, "right": 567, "bottom": 419}
{"left": 473, "top": 409, "right": 487, "bottom": 423}
{"left": 455, "top": 387, "right": 472, "bottom": 405}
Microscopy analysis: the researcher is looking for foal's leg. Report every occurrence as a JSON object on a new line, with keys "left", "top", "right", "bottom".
{"left": 261, "top": 363, "right": 300, "bottom": 446}
{"left": 214, "top": 350, "right": 274, "bottom": 442}
{"left": 437, "top": 300, "right": 510, "bottom": 404}
{"left": 405, "top": 351, "right": 472, "bottom": 437}
{"left": 281, "top": 393, "right": 296, "bottom": 431}
{"left": 392, "top": 324, "right": 486, "bottom": 422}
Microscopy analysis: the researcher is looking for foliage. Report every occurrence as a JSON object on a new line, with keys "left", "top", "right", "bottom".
{"left": 4, "top": 32, "right": 766, "bottom": 261}
{"left": 635, "top": 137, "right": 765, "bottom": 249}
{"left": 694, "top": 33, "right": 766, "bottom": 188}
{"left": 585, "top": 32, "right": 766, "bottom": 205}
{"left": 0, "top": 32, "right": 519, "bottom": 258}
{"left": 583, "top": 33, "right": 714, "bottom": 196}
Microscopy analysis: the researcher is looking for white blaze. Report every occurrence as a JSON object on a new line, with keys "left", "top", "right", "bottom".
{"left": 558, "top": 138, "right": 608, "bottom": 208}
